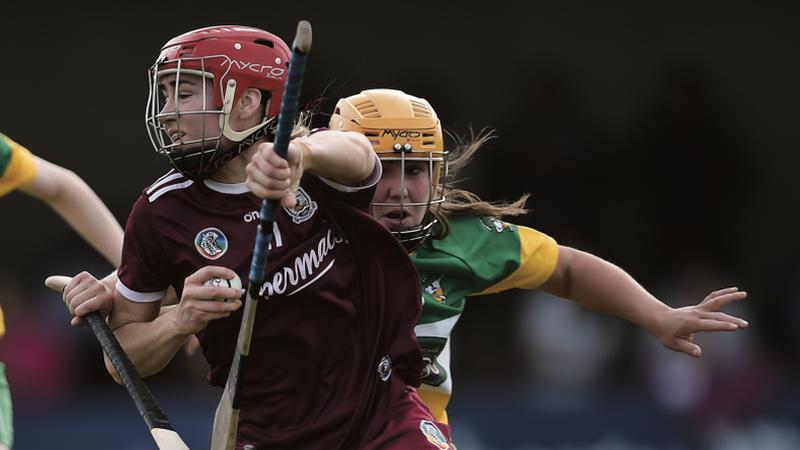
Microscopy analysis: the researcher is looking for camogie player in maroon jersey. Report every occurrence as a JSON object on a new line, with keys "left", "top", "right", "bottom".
{"left": 62, "top": 25, "right": 453, "bottom": 449}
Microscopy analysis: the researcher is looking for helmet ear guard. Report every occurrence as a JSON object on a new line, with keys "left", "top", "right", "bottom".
{"left": 219, "top": 79, "right": 276, "bottom": 142}
{"left": 329, "top": 89, "right": 448, "bottom": 249}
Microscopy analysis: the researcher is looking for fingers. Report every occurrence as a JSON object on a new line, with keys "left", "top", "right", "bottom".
{"left": 174, "top": 295, "right": 242, "bottom": 335}
{"left": 702, "top": 287, "right": 746, "bottom": 304}
{"left": 691, "top": 318, "right": 741, "bottom": 332}
{"left": 669, "top": 313, "right": 740, "bottom": 336}
{"left": 63, "top": 273, "right": 91, "bottom": 305}
{"left": 183, "top": 287, "right": 241, "bottom": 305}
{"left": 71, "top": 290, "right": 112, "bottom": 317}
{"left": 182, "top": 300, "right": 242, "bottom": 318}
{"left": 184, "top": 336, "right": 201, "bottom": 357}
{"left": 62, "top": 272, "right": 112, "bottom": 324}
{"left": 188, "top": 293, "right": 243, "bottom": 310}
{"left": 181, "top": 269, "right": 242, "bottom": 332}
{"left": 706, "top": 287, "right": 740, "bottom": 298}
{"left": 700, "top": 290, "right": 747, "bottom": 312}
{"left": 659, "top": 287, "right": 750, "bottom": 357}
{"left": 179, "top": 294, "right": 242, "bottom": 313}
{"left": 667, "top": 337, "right": 703, "bottom": 358}
{"left": 247, "top": 161, "right": 291, "bottom": 191}
{"left": 280, "top": 191, "right": 298, "bottom": 209}
{"left": 173, "top": 310, "right": 240, "bottom": 336}
{"left": 700, "top": 311, "right": 749, "bottom": 328}
{"left": 186, "top": 266, "right": 238, "bottom": 285}
{"left": 245, "top": 142, "right": 301, "bottom": 204}
{"left": 246, "top": 143, "right": 291, "bottom": 196}
{"left": 186, "top": 267, "right": 243, "bottom": 300}
{"left": 184, "top": 283, "right": 241, "bottom": 303}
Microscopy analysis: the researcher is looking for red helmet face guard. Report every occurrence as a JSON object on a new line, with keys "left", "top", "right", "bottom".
{"left": 144, "top": 25, "right": 290, "bottom": 180}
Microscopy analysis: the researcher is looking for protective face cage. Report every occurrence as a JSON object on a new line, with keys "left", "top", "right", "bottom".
{"left": 328, "top": 88, "right": 447, "bottom": 249}
{"left": 144, "top": 56, "right": 274, "bottom": 181}
{"left": 373, "top": 143, "right": 449, "bottom": 250}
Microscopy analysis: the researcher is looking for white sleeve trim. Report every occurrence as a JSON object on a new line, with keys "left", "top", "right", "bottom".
{"left": 115, "top": 279, "right": 166, "bottom": 303}
{"left": 318, "top": 153, "right": 382, "bottom": 193}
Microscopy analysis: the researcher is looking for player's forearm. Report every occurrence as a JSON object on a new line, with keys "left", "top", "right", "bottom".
{"left": 105, "top": 308, "right": 190, "bottom": 382}
{"left": 29, "top": 165, "right": 123, "bottom": 266}
{"left": 51, "top": 171, "right": 123, "bottom": 266}
{"left": 557, "top": 249, "right": 670, "bottom": 335}
{"left": 299, "top": 130, "right": 374, "bottom": 185}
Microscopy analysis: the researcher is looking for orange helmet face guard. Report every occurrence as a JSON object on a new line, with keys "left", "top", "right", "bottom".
{"left": 329, "top": 89, "right": 448, "bottom": 248}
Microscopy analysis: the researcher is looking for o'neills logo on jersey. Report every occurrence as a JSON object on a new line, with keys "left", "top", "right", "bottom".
{"left": 259, "top": 228, "right": 343, "bottom": 297}
{"left": 284, "top": 187, "right": 318, "bottom": 224}
{"left": 381, "top": 129, "right": 422, "bottom": 140}
{"left": 195, "top": 227, "right": 229, "bottom": 260}
{"left": 419, "top": 420, "right": 449, "bottom": 449}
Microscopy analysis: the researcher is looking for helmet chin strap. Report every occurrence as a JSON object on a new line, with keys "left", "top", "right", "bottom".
{"left": 220, "top": 79, "right": 274, "bottom": 143}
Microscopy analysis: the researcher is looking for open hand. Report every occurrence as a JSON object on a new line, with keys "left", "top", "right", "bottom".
{"left": 655, "top": 287, "right": 748, "bottom": 358}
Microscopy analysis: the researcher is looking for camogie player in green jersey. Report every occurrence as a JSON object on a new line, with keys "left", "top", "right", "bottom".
{"left": 328, "top": 89, "right": 750, "bottom": 427}
{"left": 0, "top": 133, "right": 123, "bottom": 449}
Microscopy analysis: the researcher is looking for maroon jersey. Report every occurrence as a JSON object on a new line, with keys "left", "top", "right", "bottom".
{"left": 117, "top": 166, "right": 427, "bottom": 449}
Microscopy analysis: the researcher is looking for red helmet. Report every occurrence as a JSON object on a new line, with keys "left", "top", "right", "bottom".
{"left": 145, "top": 25, "right": 291, "bottom": 180}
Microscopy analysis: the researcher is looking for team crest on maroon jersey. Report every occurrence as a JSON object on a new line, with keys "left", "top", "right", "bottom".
{"left": 195, "top": 227, "right": 229, "bottom": 260}
{"left": 419, "top": 420, "right": 449, "bottom": 449}
{"left": 284, "top": 187, "right": 318, "bottom": 224}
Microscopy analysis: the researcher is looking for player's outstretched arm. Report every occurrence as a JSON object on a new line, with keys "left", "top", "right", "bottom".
{"left": 539, "top": 245, "right": 748, "bottom": 357}
{"left": 246, "top": 131, "right": 374, "bottom": 208}
{"left": 298, "top": 130, "right": 375, "bottom": 185}
{"left": 20, "top": 157, "right": 123, "bottom": 266}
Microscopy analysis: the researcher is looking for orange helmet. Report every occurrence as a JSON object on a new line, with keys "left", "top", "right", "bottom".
{"left": 329, "top": 89, "right": 448, "bottom": 247}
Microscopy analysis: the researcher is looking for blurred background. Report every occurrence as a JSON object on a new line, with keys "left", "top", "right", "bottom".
{"left": 2, "top": 1, "right": 799, "bottom": 449}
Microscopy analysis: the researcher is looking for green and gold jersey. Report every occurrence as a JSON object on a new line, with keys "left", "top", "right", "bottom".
{"left": 0, "top": 134, "right": 37, "bottom": 198}
{"left": 0, "top": 133, "right": 38, "bottom": 337}
{"left": 412, "top": 215, "right": 559, "bottom": 423}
